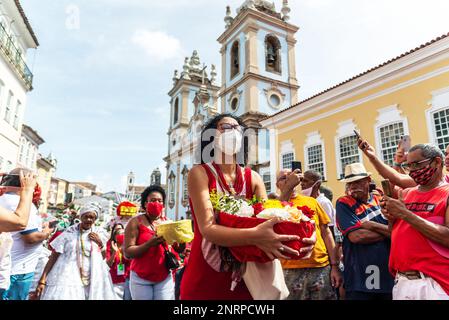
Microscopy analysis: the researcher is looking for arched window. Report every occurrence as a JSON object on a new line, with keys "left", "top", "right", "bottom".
{"left": 265, "top": 35, "right": 281, "bottom": 73}
{"left": 173, "top": 97, "right": 179, "bottom": 125}
{"left": 230, "top": 41, "right": 240, "bottom": 78}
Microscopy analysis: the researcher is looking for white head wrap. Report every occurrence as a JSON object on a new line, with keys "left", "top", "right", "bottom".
{"left": 79, "top": 202, "right": 101, "bottom": 218}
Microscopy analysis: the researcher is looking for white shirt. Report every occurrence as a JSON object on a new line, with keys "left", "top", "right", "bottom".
{"left": 0, "top": 232, "right": 13, "bottom": 289}
{"left": 0, "top": 193, "right": 42, "bottom": 275}
{"left": 316, "top": 193, "right": 336, "bottom": 227}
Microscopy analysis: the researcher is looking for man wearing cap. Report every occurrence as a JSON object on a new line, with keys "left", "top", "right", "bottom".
{"left": 336, "top": 163, "right": 394, "bottom": 300}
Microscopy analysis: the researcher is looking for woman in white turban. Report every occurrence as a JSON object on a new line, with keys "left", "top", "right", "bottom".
{"left": 34, "top": 203, "right": 119, "bottom": 300}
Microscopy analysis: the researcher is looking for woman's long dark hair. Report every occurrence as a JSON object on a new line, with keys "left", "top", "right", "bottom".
{"left": 199, "top": 113, "right": 248, "bottom": 166}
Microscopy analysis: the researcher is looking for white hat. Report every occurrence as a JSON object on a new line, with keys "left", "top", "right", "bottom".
{"left": 79, "top": 202, "right": 101, "bottom": 218}
{"left": 340, "top": 163, "right": 372, "bottom": 183}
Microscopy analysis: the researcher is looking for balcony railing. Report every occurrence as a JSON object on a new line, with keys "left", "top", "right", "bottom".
{"left": 0, "top": 23, "right": 33, "bottom": 90}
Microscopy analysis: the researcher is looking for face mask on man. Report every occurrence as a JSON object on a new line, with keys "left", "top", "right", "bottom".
{"left": 301, "top": 181, "right": 320, "bottom": 197}
{"left": 409, "top": 162, "right": 437, "bottom": 186}
{"left": 216, "top": 130, "right": 242, "bottom": 156}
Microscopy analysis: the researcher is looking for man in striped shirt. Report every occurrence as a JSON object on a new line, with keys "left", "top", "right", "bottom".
{"left": 336, "top": 163, "right": 394, "bottom": 300}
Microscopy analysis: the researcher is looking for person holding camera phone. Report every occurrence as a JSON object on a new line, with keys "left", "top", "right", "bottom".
{"left": 0, "top": 169, "right": 53, "bottom": 300}
{"left": 0, "top": 170, "right": 37, "bottom": 299}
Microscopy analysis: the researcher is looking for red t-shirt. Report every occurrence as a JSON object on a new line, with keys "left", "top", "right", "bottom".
{"left": 130, "top": 216, "right": 169, "bottom": 283}
{"left": 106, "top": 240, "right": 131, "bottom": 284}
{"left": 389, "top": 184, "right": 449, "bottom": 294}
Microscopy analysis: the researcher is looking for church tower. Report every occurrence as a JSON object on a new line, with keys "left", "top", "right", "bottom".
{"left": 150, "top": 168, "right": 161, "bottom": 186}
{"left": 217, "top": 0, "right": 299, "bottom": 183}
{"left": 126, "top": 171, "right": 135, "bottom": 196}
{"left": 164, "top": 51, "right": 220, "bottom": 220}
{"left": 218, "top": 0, "right": 299, "bottom": 117}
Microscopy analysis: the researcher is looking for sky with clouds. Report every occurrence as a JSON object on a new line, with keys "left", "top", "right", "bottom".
{"left": 20, "top": 0, "right": 449, "bottom": 193}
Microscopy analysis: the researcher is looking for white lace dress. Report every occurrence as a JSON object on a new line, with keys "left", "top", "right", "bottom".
{"left": 41, "top": 224, "right": 119, "bottom": 300}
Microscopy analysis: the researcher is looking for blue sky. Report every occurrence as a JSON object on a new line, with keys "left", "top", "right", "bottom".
{"left": 20, "top": 0, "right": 449, "bottom": 193}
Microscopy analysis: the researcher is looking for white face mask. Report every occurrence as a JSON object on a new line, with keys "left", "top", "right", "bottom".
{"left": 301, "top": 181, "right": 320, "bottom": 197}
{"left": 216, "top": 130, "right": 243, "bottom": 156}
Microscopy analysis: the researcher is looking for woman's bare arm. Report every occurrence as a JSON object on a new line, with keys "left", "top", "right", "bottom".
{"left": 189, "top": 165, "right": 299, "bottom": 260}
{"left": 0, "top": 172, "right": 37, "bottom": 232}
{"left": 123, "top": 217, "right": 164, "bottom": 259}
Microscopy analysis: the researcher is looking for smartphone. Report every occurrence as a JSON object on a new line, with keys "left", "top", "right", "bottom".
{"left": 0, "top": 174, "right": 21, "bottom": 187}
{"left": 353, "top": 130, "right": 362, "bottom": 140}
{"left": 381, "top": 179, "right": 393, "bottom": 197}
{"left": 400, "top": 135, "right": 411, "bottom": 153}
{"left": 292, "top": 161, "right": 302, "bottom": 172}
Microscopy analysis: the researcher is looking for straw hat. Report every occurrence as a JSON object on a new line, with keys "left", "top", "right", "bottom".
{"left": 340, "top": 163, "right": 372, "bottom": 183}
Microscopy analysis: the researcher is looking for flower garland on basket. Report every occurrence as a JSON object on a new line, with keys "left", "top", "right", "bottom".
{"left": 210, "top": 191, "right": 316, "bottom": 263}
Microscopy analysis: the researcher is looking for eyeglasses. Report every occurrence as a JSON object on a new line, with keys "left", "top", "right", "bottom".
{"left": 401, "top": 158, "right": 433, "bottom": 171}
{"left": 218, "top": 123, "right": 243, "bottom": 132}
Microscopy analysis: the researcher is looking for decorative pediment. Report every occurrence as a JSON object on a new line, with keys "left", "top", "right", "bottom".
{"left": 263, "top": 83, "right": 286, "bottom": 109}
{"left": 227, "top": 87, "right": 243, "bottom": 112}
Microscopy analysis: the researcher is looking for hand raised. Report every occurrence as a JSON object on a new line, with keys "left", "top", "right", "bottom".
{"left": 357, "top": 138, "right": 376, "bottom": 159}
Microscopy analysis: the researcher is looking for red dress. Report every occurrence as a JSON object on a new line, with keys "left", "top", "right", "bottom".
{"left": 180, "top": 163, "right": 254, "bottom": 300}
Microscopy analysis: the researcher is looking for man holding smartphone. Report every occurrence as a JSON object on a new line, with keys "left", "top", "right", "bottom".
{"left": 0, "top": 169, "right": 54, "bottom": 300}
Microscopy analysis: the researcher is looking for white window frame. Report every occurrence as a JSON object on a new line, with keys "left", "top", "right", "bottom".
{"left": 262, "top": 172, "right": 271, "bottom": 194}
{"left": 303, "top": 131, "right": 327, "bottom": 181}
{"left": 335, "top": 120, "right": 364, "bottom": 180}
{"left": 426, "top": 86, "right": 449, "bottom": 150}
{"left": 279, "top": 140, "right": 295, "bottom": 170}
{"left": 374, "top": 105, "right": 410, "bottom": 166}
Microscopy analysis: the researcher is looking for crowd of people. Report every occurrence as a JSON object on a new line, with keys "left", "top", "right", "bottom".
{"left": 0, "top": 112, "right": 448, "bottom": 300}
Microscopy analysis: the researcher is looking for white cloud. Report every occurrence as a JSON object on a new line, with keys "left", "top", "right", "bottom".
{"left": 131, "top": 29, "right": 185, "bottom": 62}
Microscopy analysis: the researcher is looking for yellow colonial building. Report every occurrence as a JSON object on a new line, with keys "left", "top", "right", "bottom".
{"left": 261, "top": 33, "right": 449, "bottom": 200}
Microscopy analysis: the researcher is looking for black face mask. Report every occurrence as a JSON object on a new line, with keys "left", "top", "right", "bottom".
{"left": 409, "top": 161, "right": 437, "bottom": 186}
